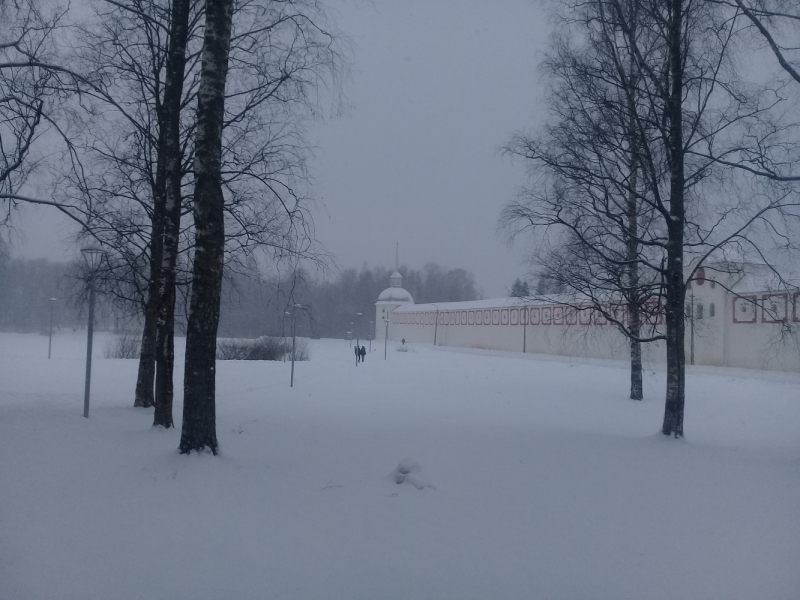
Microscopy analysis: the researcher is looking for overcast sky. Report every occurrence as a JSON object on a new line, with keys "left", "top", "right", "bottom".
{"left": 12, "top": 0, "right": 551, "bottom": 298}
{"left": 310, "top": 0, "right": 550, "bottom": 297}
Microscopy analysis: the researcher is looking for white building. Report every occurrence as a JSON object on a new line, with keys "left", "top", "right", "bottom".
{"left": 375, "top": 262, "right": 800, "bottom": 373}
{"left": 375, "top": 268, "right": 413, "bottom": 342}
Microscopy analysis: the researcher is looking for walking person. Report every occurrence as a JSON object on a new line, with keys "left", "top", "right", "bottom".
{"left": 359, "top": 345, "right": 366, "bottom": 363}
{"left": 355, "top": 345, "right": 360, "bottom": 364}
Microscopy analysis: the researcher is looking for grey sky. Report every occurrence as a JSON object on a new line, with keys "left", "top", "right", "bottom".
{"left": 12, "top": 0, "right": 550, "bottom": 298}
{"left": 310, "top": 0, "right": 549, "bottom": 297}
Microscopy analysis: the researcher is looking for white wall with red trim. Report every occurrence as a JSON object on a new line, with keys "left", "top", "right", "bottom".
{"left": 376, "top": 285, "right": 800, "bottom": 373}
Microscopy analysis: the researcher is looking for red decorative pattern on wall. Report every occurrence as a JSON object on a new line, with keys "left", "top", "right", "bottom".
{"left": 578, "top": 307, "right": 591, "bottom": 325}
{"left": 492, "top": 310, "right": 500, "bottom": 325}
{"left": 501, "top": 309, "right": 509, "bottom": 325}
{"left": 594, "top": 307, "right": 607, "bottom": 325}
{"left": 475, "top": 310, "right": 482, "bottom": 325}
{"left": 794, "top": 292, "right": 800, "bottom": 323}
{"left": 510, "top": 308, "right": 519, "bottom": 325}
{"left": 462, "top": 311, "right": 468, "bottom": 325}
{"left": 762, "top": 293, "right": 788, "bottom": 323}
{"left": 611, "top": 305, "right": 626, "bottom": 325}
{"left": 520, "top": 308, "right": 528, "bottom": 325}
{"left": 468, "top": 310, "right": 475, "bottom": 325}
{"left": 530, "top": 307, "right": 540, "bottom": 325}
{"left": 450, "top": 312, "right": 455, "bottom": 325}
{"left": 565, "top": 307, "right": 577, "bottom": 325}
{"left": 553, "top": 306, "right": 564, "bottom": 325}
{"left": 484, "top": 310, "right": 491, "bottom": 324}
{"left": 541, "top": 307, "right": 552, "bottom": 325}
{"left": 733, "top": 295, "right": 757, "bottom": 323}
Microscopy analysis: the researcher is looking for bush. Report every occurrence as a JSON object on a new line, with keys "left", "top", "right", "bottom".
{"left": 289, "top": 338, "right": 310, "bottom": 361}
{"left": 105, "top": 331, "right": 142, "bottom": 359}
{"left": 216, "top": 336, "right": 309, "bottom": 361}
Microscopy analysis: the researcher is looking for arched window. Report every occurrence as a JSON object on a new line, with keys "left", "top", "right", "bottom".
{"left": 709, "top": 303, "right": 715, "bottom": 317}
{"left": 696, "top": 303, "right": 704, "bottom": 320}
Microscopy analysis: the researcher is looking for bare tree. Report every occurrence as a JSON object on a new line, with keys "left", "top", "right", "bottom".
{"left": 505, "top": 0, "right": 800, "bottom": 436}
{"left": 0, "top": 0, "right": 88, "bottom": 228}
{"left": 178, "top": 0, "right": 235, "bottom": 455}
{"left": 504, "top": 0, "right": 664, "bottom": 401}
{"left": 59, "top": 0, "right": 344, "bottom": 426}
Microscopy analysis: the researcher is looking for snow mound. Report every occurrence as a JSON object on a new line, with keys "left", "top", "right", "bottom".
{"left": 389, "top": 458, "right": 436, "bottom": 490}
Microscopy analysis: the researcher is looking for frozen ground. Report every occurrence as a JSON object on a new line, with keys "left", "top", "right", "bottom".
{"left": 1, "top": 331, "right": 799, "bottom": 600}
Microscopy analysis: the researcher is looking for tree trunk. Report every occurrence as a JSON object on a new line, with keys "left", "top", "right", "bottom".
{"left": 179, "top": 0, "right": 235, "bottom": 454}
{"left": 152, "top": 0, "right": 192, "bottom": 429}
{"left": 134, "top": 288, "right": 158, "bottom": 408}
{"left": 662, "top": 0, "right": 686, "bottom": 438}
{"left": 134, "top": 188, "right": 165, "bottom": 409}
{"left": 626, "top": 5, "right": 643, "bottom": 402}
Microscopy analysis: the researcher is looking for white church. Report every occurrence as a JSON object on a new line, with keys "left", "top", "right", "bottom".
{"left": 375, "top": 262, "right": 800, "bottom": 373}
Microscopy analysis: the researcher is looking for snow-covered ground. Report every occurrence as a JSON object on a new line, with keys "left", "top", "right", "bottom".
{"left": 1, "top": 332, "right": 799, "bottom": 600}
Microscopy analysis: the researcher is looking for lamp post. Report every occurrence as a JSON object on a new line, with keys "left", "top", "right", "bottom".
{"left": 290, "top": 303, "right": 303, "bottom": 387}
{"left": 383, "top": 316, "right": 389, "bottom": 360}
{"left": 349, "top": 322, "right": 354, "bottom": 348}
{"left": 431, "top": 303, "right": 439, "bottom": 345}
{"left": 355, "top": 312, "right": 363, "bottom": 348}
{"left": 369, "top": 321, "right": 373, "bottom": 351}
{"left": 282, "top": 311, "right": 290, "bottom": 362}
{"left": 48, "top": 297, "right": 57, "bottom": 359}
{"left": 81, "top": 246, "right": 106, "bottom": 418}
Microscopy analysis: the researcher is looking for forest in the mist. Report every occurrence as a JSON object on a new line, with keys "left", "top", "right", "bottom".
{"left": 0, "top": 256, "right": 479, "bottom": 340}
{"left": 219, "top": 263, "right": 479, "bottom": 340}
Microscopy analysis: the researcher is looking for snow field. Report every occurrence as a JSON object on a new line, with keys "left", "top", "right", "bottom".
{"left": 1, "top": 332, "right": 799, "bottom": 600}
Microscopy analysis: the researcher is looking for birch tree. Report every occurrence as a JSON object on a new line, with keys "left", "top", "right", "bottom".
{"left": 505, "top": 0, "right": 800, "bottom": 436}
{"left": 178, "top": 0, "right": 234, "bottom": 454}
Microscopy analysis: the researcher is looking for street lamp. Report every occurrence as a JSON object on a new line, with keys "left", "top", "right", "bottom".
{"left": 290, "top": 303, "right": 304, "bottom": 387}
{"left": 81, "top": 246, "right": 106, "bottom": 418}
{"left": 356, "top": 312, "right": 363, "bottom": 348}
{"left": 282, "top": 311, "right": 290, "bottom": 362}
{"left": 369, "top": 320, "right": 373, "bottom": 352}
{"left": 383, "top": 316, "right": 389, "bottom": 360}
{"left": 349, "top": 322, "right": 354, "bottom": 348}
{"left": 48, "top": 297, "right": 57, "bottom": 359}
{"left": 431, "top": 303, "right": 439, "bottom": 345}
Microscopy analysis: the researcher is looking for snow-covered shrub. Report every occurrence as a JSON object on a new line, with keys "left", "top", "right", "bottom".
{"left": 216, "top": 336, "right": 309, "bottom": 361}
{"left": 105, "top": 331, "right": 141, "bottom": 359}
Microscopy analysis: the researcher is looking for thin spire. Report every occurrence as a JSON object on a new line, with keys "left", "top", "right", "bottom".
{"left": 395, "top": 241, "right": 399, "bottom": 272}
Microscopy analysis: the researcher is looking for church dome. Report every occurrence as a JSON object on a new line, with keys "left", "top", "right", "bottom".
{"left": 377, "top": 286, "right": 414, "bottom": 303}
{"left": 377, "top": 269, "right": 414, "bottom": 304}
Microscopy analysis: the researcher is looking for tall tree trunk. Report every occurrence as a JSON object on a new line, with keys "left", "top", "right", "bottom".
{"left": 179, "top": 0, "right": 234, "bottom": 454}
{"left": 134, "top": 275, "right": 158, "bottom": 408}
{"left": 625, "top": 0, "right": 643, "bottom": 401}
{"left": 662, "top": 0, "right": 686, "bottom": 437}
{"left": 152, "top": 0, "right": 192, "bottom": 428}
{"left": 134, "top": 157, "right": 167, "bottom": 408}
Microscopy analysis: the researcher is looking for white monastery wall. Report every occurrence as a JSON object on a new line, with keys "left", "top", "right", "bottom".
{"left": 381, "top": 292, "right": 800, "bottom": 373}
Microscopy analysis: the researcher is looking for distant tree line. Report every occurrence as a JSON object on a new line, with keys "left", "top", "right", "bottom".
{"left": 218, "top": 262, "right": 479, "bottom": 340}
{"left": 0, "top": 256, "right": 479, "bottom": 341}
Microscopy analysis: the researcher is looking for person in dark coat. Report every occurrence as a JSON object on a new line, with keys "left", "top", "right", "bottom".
{"left": 355, "top": 345, "right": 360, "bottom": 364}
{"left": 359, "top": 345, "right": 366, "bottom": 362}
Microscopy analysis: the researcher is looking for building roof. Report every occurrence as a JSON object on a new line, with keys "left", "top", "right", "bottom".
{"left": 377, "top": 287, "right": 414, "bottom": 303}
